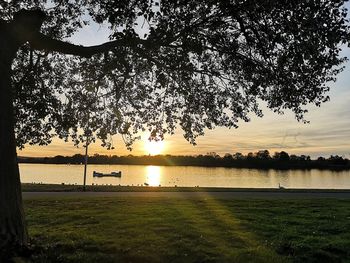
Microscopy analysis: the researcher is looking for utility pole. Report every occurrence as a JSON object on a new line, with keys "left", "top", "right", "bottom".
{"left": 83, "top": 136, "right": 89, "bottom": 192}
{"left": 83, "top": 112, "right": 90, "bottom": 192}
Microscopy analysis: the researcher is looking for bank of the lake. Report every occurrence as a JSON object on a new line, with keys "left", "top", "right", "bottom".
{"left": 21, "top": 183, "right": 350, "bottom": 194}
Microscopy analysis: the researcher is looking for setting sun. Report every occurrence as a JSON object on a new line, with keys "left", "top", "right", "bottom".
{"left": 144, "top": 140, "right": 165, "bottom": 155}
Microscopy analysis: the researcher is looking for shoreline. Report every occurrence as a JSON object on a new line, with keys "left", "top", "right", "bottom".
{"left": 21, "top": 183, "right": 350, "bottom": 193}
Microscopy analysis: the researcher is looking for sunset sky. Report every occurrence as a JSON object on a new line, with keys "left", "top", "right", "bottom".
{"left": 18, "top": 9, "right": 350, "bottom": 159}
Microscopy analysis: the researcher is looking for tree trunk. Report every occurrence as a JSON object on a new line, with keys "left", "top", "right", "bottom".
{"left": 0, "top": 27, "right": 28, "bottom": 258}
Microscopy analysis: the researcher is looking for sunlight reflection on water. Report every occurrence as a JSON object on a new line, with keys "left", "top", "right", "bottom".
{"left": 146, "top": 166, "right": 161, "bottom": 186}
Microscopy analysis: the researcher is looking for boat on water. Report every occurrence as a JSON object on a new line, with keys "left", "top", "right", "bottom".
{"left": 93, "top": 171, "right": 122, "bottom": 177}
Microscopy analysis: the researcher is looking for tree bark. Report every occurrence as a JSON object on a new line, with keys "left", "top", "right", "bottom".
{"left": 0, "top": 25, "right": 28, "bottom": 259}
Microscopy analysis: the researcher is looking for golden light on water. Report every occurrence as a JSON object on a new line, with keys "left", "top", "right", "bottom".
{"left": 144, "top": 140, "right": 165, "bottom": 155}
{"left": 146, "top": 166, "right": 161, "bottom": 186}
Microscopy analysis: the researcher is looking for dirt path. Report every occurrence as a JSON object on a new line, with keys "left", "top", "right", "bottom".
{"left": 22, "top": 191, "right": 350, "bottom": 199}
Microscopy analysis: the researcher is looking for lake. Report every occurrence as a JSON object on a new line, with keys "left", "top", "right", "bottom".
{"left": 19, "top": 163, "right": 350, "bottom": 189}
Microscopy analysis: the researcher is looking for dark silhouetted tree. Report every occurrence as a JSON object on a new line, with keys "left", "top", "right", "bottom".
{"left": 256, "top": 150, "right": 270, "bottom": 160}
{"left": 328, "top": 155, "right": 347, "bottom": 165}
{"left": 273, "top": 151, "right": 290, "bottom": 161}
{"left": 233, "top": 152, "right": 244, "bottom": 160}
{"left": 0, "top": 0, "right": 349, "bottom": 257}
{"left": 247, "top": 152, "right": 255, "bottom": 160}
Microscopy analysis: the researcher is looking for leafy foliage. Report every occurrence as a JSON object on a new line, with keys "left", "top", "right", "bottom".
{"left": 1, "top": 0, "right": 349, "bottom": 149}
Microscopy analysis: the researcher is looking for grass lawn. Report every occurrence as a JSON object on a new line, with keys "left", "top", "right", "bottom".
{"left": 25, "top": 197, "right": 350, "bottom": 263}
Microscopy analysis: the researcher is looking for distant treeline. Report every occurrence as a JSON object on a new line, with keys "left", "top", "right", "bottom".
{"left": 18, "top": 150, "right": 350, "bottom": 171}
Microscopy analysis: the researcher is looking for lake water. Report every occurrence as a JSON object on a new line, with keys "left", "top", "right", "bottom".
{"left": 19, "top": 163, "right": 350, "bottom": 189}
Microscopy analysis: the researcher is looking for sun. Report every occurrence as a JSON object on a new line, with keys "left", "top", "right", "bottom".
{"left": 144, "top": 140, "right": 165, "bottom": 155}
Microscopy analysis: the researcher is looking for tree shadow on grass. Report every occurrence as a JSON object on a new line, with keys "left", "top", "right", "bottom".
{"left": 211, "top": 197, "right": 350, "bottom": 263}
{"left": 26, "top": 196, "right": 285, "bottom": 263}
{"left": 25, "top": 197, "right": 350, "bottom": 263}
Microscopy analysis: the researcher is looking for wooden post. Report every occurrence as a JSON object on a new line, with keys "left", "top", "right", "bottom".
{"left": 83, "top": 137, "right": 89, "bottom": 192}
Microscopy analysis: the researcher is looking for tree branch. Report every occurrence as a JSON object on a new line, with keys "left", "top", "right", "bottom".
{"left": 9, "top": 9, "right": 150, "bottom": 58}
{"left": 28, "top": 32, "right": 142, "bottom": 58}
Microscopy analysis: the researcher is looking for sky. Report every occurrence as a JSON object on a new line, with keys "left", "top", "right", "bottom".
{"left": 18, "top": 7, "right": 350, "bottom": 159}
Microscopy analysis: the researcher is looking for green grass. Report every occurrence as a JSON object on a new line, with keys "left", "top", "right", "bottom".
{"left": 24, "top": 197, "right": 350, "bottom": 262}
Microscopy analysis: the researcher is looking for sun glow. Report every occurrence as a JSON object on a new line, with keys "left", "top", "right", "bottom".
{"left": 144, "top": 140, "right": 165, "bottom": 155}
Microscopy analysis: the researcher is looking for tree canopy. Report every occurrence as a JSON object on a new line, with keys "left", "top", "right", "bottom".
{"left": 1, "top": 0, "right": 349, "bottom": 150}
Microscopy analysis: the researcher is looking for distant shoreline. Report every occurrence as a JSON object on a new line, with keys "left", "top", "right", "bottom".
{"left": 18, "top": 153, "right": 350, "bottom": 171}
